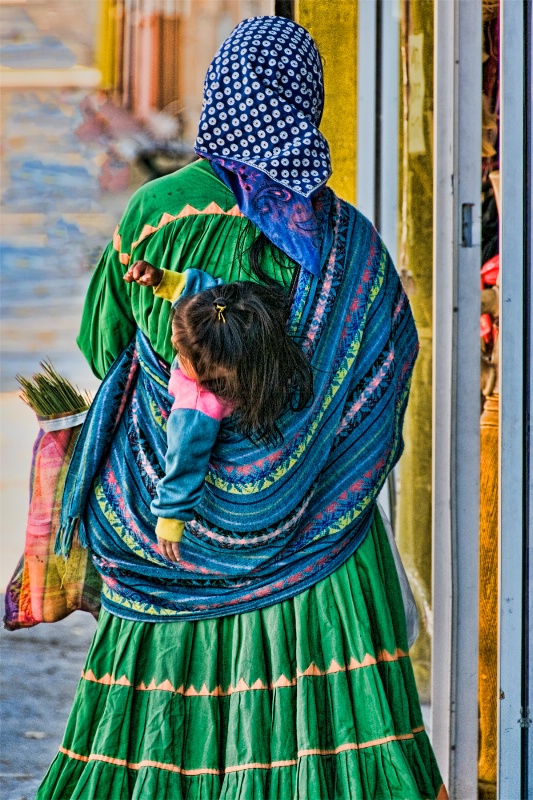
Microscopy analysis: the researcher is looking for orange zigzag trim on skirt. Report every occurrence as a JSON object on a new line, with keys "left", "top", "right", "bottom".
{"left": 112, "top": 203, "right": 244, "bottom": 266}
{"left": 81, "top": 648, "right": 409, "bottom": 697}
{"left": 59, "top": 727, "right": 426, "bottom": 775}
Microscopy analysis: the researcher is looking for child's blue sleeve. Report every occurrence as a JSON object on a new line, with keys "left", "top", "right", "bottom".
{"left": 151, "top": 408, "right": 220, "bottom": 523}
{"left": 154, "top": 268, "right": 225, "bottom": 306}
{"left": 171, "top": 269, "right": 225, "bottom": 309}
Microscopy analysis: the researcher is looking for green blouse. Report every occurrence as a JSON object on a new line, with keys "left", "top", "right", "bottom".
{"left": 78, "top": 159, "right": 295, "bottom": 379}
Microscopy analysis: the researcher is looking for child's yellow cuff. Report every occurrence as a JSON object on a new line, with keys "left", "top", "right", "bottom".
{"left": 155, "top": 517, "right": 185, "bottom": 542}
{"left": 153, "top": 269, "right": 187, "bottom": 303}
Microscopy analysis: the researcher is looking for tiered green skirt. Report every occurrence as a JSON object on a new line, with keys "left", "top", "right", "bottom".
{"left": 36, "top": 514, "right": 444, "bottom": 799}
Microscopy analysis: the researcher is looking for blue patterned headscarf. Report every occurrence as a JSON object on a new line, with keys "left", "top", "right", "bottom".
{"left": 194, "top": 16, "right": 333, "bottom": 276}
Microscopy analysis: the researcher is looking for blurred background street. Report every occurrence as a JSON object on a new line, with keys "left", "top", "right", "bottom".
{"left": 0, "top": 2, "right": 269, "bottom": 796}
{"left": 0, "top": 3, "right": 126, "bottom": 797}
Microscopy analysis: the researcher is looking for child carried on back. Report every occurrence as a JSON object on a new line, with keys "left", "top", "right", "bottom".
{"left": 124, "top": 260, "right": 313, "bottom": 562}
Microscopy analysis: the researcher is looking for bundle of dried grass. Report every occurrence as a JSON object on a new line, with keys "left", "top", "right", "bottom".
{"left": 17, "top": 360, "right": 92, "bottom": 417}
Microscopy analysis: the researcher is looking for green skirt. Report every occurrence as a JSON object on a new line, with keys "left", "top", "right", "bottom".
{"left": 36, "top": 513, "right": 444, "bottom": 799}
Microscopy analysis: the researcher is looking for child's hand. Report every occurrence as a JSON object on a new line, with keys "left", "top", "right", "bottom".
{"left": 124, "top": 260, "right": 164, "bottom": 287}
{"left": 157, "top": 536, "right": 181, "bottom": 563}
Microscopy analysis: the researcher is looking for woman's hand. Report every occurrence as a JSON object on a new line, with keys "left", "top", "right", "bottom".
{"left": 157, "top": 536, "right": 181, "bottom": 562}
{"left": 124, "top": 260, "right": 164, "bottom": 287}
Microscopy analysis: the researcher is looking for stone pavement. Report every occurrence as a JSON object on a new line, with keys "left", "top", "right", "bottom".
{"left": 0, "top": 606, "right": 97, "bottom": 800}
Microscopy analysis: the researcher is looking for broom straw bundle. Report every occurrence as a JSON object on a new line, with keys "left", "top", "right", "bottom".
{"left": 17, "top": 360, "right": 92, "bottom": 417}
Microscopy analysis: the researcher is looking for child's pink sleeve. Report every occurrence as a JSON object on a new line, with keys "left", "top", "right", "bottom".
{"left": 168, "top": 369, "right": 233, "bottom": 421}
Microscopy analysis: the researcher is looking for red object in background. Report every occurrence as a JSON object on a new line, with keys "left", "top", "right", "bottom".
{"left": 481, "top": 254, "right": 499, "bottom": 289}
{"left": 98, "top": 155, "right": 130, "bottom": 193}
{"left": 481, "top": 312, "right": 494, "bottom": 344}
{"left": 480, "top": 255, "right": 499, "bottom": 346}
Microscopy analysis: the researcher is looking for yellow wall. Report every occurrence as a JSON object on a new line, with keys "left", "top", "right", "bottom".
{"left": 396, "top": 0, "right": 434, "bottom": 703}
{"left": 296, "top": 0, "right": 358, "bottom": 204}
{"left": 96, "top": 0, "right": 117, "bottom": 89}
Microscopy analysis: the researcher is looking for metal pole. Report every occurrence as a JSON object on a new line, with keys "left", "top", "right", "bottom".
{"left": 356, "top": 0, "right": 377, "bottom": 223}
{"left": 376, "top": 0, "right": 400, "bottom": 524}
{"left": 431, "top": 0, "right": 454, "bottom": 783}
{"left": 497, "top": 0, "right": 529, "bottom": 796}
{"left": 432, "top": 0, "right": 481, "bottom": 796}
{"left": 527, "top": 9, "right": 533, "bottom": 796}
{"left": 379, "top": 0, "right": 400, "bottom": 267}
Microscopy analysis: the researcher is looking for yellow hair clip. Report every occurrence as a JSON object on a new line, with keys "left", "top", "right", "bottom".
{"left": 215, "top": 303, "right": 226, "bottom": 323}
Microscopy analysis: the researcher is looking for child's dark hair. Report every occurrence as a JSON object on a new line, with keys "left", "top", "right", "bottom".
{"left": 172, "top": 282, "right": 313, "bottom": 445}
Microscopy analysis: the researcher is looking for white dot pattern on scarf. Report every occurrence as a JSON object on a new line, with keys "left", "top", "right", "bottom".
{"left": 194, "top": 16, "right": 331, "bottom": 199}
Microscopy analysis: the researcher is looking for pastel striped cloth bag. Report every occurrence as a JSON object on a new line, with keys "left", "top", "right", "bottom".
{"left": 4, "top": 411, "right": 101, "bottom": 630}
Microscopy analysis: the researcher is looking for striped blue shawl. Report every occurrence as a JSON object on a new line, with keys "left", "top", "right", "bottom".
{"left": 57, "top": 196, "right": 418, "bottom": 622}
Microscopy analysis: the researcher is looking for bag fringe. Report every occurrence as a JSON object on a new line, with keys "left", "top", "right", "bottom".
{"left": 54, "top": 515, "right": 81, "bottom": 557}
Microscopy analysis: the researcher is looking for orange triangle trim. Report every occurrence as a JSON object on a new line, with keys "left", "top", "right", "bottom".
{"left": 437, "top": 784, "right": 449, "bottom": 800}
{"left": 348, "top": 653, "right": 378, "bottom": 670}
{"left": 225, "top": 205, "right": 245, "bottom": 217}
{"left": 113, "top": 226, "right": 122, "bottom": 253}
{"left": 80, "top": 648, "right": 409, "bottom": 697}
{"left": 301, "top": 663, "right": 323, "bottom": 677}
{"left": 136, "top": 223, "right": 158, "bottom": 243}
{"left": 273, "top": 674, "right": 294, "bottom": 688}
{"left": 176, "top": 204, "right": 199, "bottom": 218}
{"left": 157, "top": 679, "right": 175, "bottom": 692}
{"left": 376, "top": 648, "right": 408, "bottom": 663}
{"left": 159, "top": 212, "right": 177, "bottom": 225}
{"left": 130, "top": 203, "right": 243, "bottom": 250}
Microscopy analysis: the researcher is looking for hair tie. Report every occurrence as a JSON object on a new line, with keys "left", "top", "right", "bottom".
{"left": 215, "top": 303, "right": 226, "bottom": 323}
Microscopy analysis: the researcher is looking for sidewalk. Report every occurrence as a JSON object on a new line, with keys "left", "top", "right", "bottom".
{"left": 0, "top": 606, "right": 96, "bottom": 800}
